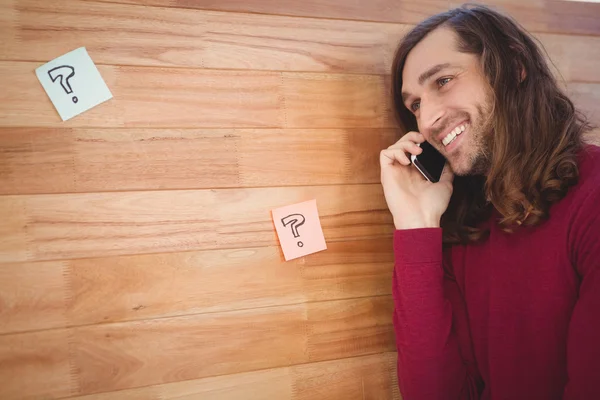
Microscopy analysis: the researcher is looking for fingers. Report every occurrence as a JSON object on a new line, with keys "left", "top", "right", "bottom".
{"left": 402, "top": 131, "right": 426, "bottom": 144}
{"left": 380, "top": 147, "right": 414, "bottom": 166}
{"left": 389, "top": 131, "right": 426, "bottom": 149}
{"left": 381, "top": 131, "right": 426, "bottom": 167}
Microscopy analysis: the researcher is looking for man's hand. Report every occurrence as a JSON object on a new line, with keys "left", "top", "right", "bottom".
{"left": 380, "top": 131, "right": 454, "bottom": 230}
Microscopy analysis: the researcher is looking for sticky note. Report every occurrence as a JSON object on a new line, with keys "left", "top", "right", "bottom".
{"left": 35, "top": 47, "right": 113, "bottom": 121}
{"left": 272, "top": 199, "right": 327, "bottom": 261}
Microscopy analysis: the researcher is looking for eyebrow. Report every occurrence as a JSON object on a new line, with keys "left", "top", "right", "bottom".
{"left": 401, "top": 63, "right": 452, "bottom": 103}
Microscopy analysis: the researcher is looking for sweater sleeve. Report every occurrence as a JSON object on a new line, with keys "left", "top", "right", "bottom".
{"left": 392, "top": 228, "right": 483, "bottom": 400}
{"left": 563, "top": 184, "right": 600, "bottom": 399}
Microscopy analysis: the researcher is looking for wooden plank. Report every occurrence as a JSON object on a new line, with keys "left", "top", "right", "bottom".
{"left": 0, "top": 260, "right": 68, "bottom": 334}
{"left": 306, "top": 296, "right": 395, "bottom": 362}
{"left": 0, "top": 196, "right": 29, "bottom": 263}
{"left": 0, "top": 62, "right": 284, "bottom": 128}
{"left": 537, "top": 32, "right": 600, "bottom": 83}
{"left": 0, "top": 0, "right": 406, "bottom": 75}
{"left": 2, "top": 1, "right": 600, "bottom": 82}
{"left": 155, "top": 366, "right": 292, "bottom": 400}
{"left": 67, "top": 238, "right": 393, "bottom": 327}
{"left": 70, "top": 306, "right": 307, "bottom": 395}
{"left": 0, "top": 62, "right": 399, "bottom": 129}
{"left": 282, "top": 73, "right": 393, "bottom": 128}
{"left": 96, "top": 0, "right": 600, "bottom": 36}
{"left": 68, "top": 387, "right": 160, "bottom": 400}
{"left": 290, "top": 352, "right": 399, "bottom": 400}
{"left": 0, "top": 185, "right": 392, "bottom": 262}
{"left": 238, "top": 128, "right": 397, "bottom": 186}
{"left": 0, "top": 128, "right": 397, "bottom": 195}
{"left": 0, "top": 329, "right": 75, "bottom": 399}
{"left": 67, "top": 353, "right": 399, "bottom": 400}
{"left": 0, "top": 237, "right": 393, "bottom": 335}
{"left": 68, "top": 296, "right": 394, "bottom": 395}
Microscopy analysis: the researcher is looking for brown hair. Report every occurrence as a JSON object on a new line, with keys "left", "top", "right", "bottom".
{"left": 391, "top": 3, "right": 593, "bottom": 246}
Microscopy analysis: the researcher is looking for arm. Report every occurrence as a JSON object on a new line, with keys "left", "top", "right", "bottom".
{"left": 563, "top": 185, "right": 600, "bottom": 399}
{"left": 392, "top": 228, "right": 483, "bottom": 400}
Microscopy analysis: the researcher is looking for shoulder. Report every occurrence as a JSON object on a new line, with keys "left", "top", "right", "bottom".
{"left": 563, "top": 144, "right": 600, "bottom": 208}
{"left": 576, "top": 144, "right": 600, "bottom": 188}
{"left": 567, "top": 144, "right": 600, "bottom": 272}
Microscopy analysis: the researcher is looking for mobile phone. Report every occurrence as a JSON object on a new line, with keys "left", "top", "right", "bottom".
{"left": 410, "top": 140, "right": 446, "bottom": 183}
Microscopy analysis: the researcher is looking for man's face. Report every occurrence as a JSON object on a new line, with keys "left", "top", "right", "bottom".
{"left": 401, "top": 26, "right": 494, "bottom": 176}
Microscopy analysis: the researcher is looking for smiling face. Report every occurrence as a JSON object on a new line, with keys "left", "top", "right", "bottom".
{"left": 401, "top": 26, "right": 494, "bottom": 176}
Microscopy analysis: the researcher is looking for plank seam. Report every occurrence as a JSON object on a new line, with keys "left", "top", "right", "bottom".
{"left": 386, "top": 351, "right": 401, "bottom": 400}
{"left": 67, "top": 327, "right": 81, "bottom": 397}
{"left": 62, "top": 260, "right": 81, "bottom": 396}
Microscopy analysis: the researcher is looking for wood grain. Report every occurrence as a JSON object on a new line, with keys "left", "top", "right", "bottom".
{"left": 2, "top": 1, "right": 600, "bottom": 82}
{"left": 0, "top": 0, "right": 406, "bottom": 75}
{"left": 0, "top": 62, "right": 401, "bottom": 128}
{"left": 283, "top": 73, "right": 394, "bottom": 128}
{"left": 67, "top": 238, "right": 393, "bottom": 327}
{"left": 0, "top": 196, "right": 29, "bottom": 263}
{"left": 96, "top": 0, "right": 600, "bottom": 36}
{"left": 0, "top": 61, "right": 284, "bottom": 128}
{"left": 0, "top": 184, "right": 392, "bottom": 262}
{"left": 0, "top": 237, "right": 393, "bottom": 335}
{"left": 290, "top": 352, "right": 399, "bottom": 400}
{"left": 66, "top": 296, "right": 394, "bottom": 395}
{"left": 0, "top": 128, "right": 398, "bottom": 195}
{"left": 569, "top": 82, "right": 600, "bottom": 126}
{"left": 67, "top": 352, "right": 399, "bottom": 400}
{"left": 0, "top": 260, "right": 68, "bottom": 334}
{"left": 0, "top": 329, "right": 75, "bottom": 399}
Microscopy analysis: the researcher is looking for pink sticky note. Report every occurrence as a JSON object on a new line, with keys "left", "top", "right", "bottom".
{"left": 272, "top": 199, "right": 327, "bottom": 261}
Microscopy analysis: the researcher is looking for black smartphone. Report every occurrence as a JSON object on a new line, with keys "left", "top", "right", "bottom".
{"left": 410, "top": 140, "right": 446, "bottom": 183}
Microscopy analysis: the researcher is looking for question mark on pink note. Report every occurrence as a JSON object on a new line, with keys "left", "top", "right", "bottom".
{"left": 281, "top": 213, "right": 306, "bottom": 247}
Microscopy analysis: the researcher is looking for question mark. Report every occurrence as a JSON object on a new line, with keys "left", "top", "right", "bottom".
{"left": 281, "top": 214, "right": 306, "bottom": 247}
{"left": 48, "top": 65, "right": 78, "bottom": 103}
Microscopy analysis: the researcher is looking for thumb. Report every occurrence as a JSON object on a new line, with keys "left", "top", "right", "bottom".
{"left": 439, "top": 162, "right": 454, "bottom": 184}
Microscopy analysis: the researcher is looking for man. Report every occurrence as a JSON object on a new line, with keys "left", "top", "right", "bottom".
{"left": 380, "top": 4, "right": 600, "bottom": 400}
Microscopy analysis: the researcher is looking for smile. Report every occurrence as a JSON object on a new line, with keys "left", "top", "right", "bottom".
{"left": 442, "top": 123, "right": 468, "bottom": 147}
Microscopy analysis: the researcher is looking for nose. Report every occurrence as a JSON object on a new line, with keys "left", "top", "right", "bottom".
{"left": 418, "top": 96, "right": 446, "bottom": 139}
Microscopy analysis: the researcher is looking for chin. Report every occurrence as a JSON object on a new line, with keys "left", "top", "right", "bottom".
{"left": 447, "top": 158, "right": 471, "bottom": 176}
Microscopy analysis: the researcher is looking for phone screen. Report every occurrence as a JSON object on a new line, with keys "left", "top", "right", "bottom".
{"left": 413, "top": 141, "right": 446, "bottom": 182}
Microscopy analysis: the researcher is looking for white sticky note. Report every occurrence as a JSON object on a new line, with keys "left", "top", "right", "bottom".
{"left": 35, "top": 47, "right": 113, "bottom": 121}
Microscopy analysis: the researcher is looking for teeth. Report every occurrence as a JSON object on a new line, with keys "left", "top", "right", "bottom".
{"left": 442, "top": 124, "right": 467, "bottom": 146}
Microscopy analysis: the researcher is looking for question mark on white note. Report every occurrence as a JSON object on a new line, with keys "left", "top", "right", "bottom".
{"left": 281, "top": 214, "right": 306, "bottom": 247}
{"left": 48, "top": 65, "right": 78, "bottom": 103}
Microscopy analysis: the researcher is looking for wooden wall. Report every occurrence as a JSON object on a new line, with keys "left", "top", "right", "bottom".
{"left": 0, "top": 0, "right": 599, "bottom": 399}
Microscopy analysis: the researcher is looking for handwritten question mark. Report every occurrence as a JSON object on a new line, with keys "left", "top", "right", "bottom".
{"left": 48, "top": 65, "right": 78, "bottom": 103}
{"left": 281, "top": 213, "right": 306, "bottom": 247}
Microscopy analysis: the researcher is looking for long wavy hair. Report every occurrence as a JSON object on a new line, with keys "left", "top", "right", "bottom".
{"left": 391, "top": 4, "right": 593, "bottom": 246}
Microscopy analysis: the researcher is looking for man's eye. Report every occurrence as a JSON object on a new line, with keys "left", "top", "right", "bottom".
{"left": 410, "top": 101, "right": 420, "bottom": 112}
{"left": 438, "top": 77, "right": 452, "bottom": 86}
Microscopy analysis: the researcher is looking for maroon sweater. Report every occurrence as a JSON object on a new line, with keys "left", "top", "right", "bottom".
{"left": 392, "top": 144, "right": 600, "bottom": 400}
